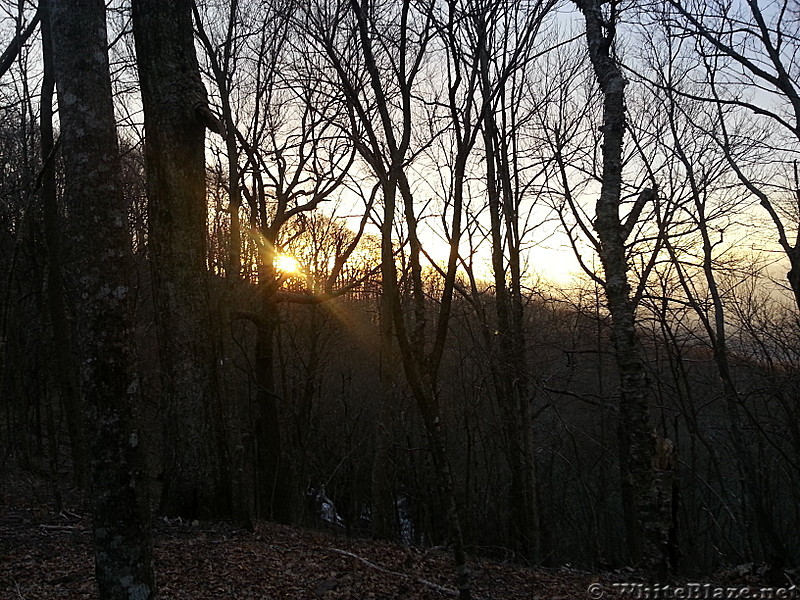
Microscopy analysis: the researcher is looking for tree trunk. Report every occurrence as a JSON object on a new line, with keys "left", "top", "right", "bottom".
{"left": 477, "top": 24, "right": 539, "bottom": 560}
{"left": 132, "top": 0, "right": 231, "bottom": 520}
{"left": 391, "top": 178, "right": 472, "bottom": 600}
{"left": 786, "top": 248, "right": 800, "bottom": 313}
{"left": 39, "top": 0, "right": 87, "bottom": 491}
{"left": 253, "top": 287, "right": 293, "bottom": 523}
{"left": 191, "top": 0, "right": 242, "bottom": 281}
{"left": 574, "top": 0, "right": 669, "bottom": 574}
{"left": 485, "top": 133, "right": 539, "bottom": 562}
{"left": 48, "top": 0, "right": 156, "bottom": 596}
{"left": 371, "top": 269, "right": 398, "bottom": 541}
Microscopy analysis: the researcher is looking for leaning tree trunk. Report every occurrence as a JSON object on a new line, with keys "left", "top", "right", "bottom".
{"left": 49, "top": 0, "right": 156, "bottom": 596}
{"left": 574, "top": 0, "right": 671, "bottom": 575}
{"left": 132, "top": 0, "right": 231, "bottom": 520}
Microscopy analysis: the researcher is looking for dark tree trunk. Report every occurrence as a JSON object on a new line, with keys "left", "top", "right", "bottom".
{"left": 481, "top": 97, "right": 539, "bottom": 565}
{"left": 253, "top": 289, "right": 293, "bottom": 523}
{"left": 371, "top": 297, "right": 397, "bottom": 541}
{"left": 391, "top": 178, "right": 472, "bottom": 600}
{"left": 48, "top": 0, "right": 156, "bottom": 596}
{"left": 477, "top": 31, "right": 538, "bottom": 562}
{"left": 787, "top": 248, "right": 800, "bottom": 313}
{"left": 132, "top": 0, "right": 231, "bottom": 520}
{"left": 574, "top": 0, "right": 669, "bottom": 574}
{"left": 39, "top": 0, "right": 87, "bottom": 491}
{"left": 191, "top": 0, "right": 242, "bottom": 281}
{"left": 371, "top": 195, "right": 400, "bottom": 541}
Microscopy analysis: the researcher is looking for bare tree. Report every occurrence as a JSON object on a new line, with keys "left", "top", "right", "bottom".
{"left": 572, "top": 0, "right": 670, "bottom": 574}
{"left": 663, "top": 0, "right": 800, "bottom": 311}
{"left": 191, "top": 0, "right": 245, "bottom": 280}
{"left": 194, "top": 0, "right": 365, "bottom": 523}
{"left": 470, "top": 0, "right": 556, "bottom": 559}
{"left": 635, "top": 13, "right": 790, "bottom": 564}
{"left": 299, "top": 0, "right": 476, "bottom": 594}
{"left": 0, "top": 2, "right": 39, "bottom": 80}
{"left": 49, "top": 0, "right": 156, "bottom": 595}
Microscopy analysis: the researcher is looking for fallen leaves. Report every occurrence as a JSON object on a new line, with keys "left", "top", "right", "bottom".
{"left": 0, "top": 508, "right": 608, "bottom": 600}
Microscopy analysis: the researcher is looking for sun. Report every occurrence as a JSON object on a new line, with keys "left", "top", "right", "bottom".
{"left": 274, "top": 253, "right": 301, "bottom": 274}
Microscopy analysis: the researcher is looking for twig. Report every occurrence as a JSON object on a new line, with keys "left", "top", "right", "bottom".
{"left": 38, "top": 524, "right": 84, "bottom": 532}
{"left": 57, "top": 510, "right": 83, "bottom": 521}
{"left": 331, "top": 548, "right": 484, "bottom": 598}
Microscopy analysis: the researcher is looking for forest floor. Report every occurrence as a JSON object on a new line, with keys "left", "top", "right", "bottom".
{"left": 0, "top": 465, "right": 786, "bottom": 600}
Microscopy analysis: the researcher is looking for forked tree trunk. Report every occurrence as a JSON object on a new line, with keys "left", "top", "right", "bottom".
{"left": 574, "top": 0, "right": 671, "bottom": 574}
{"left": 49, "top": 0, "right": 156, "bottom": 596}
{"left": 132, "top": 0, "right": 231, "bottom": 520}
{"left": 390, "top": 180, "right": 472, "bottom": 600}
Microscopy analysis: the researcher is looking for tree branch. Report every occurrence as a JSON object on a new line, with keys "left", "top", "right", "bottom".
{"left": 0, "top": 7, "right": 40, "bottom": 80}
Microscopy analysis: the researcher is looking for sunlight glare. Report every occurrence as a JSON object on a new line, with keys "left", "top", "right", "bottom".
{"left": 274, "top": 253, "right": 301, "bottom": 274}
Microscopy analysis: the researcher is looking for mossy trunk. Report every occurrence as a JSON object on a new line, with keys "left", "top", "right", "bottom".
{"left": 132, "top": 0, "right": 231, "bottom": 520}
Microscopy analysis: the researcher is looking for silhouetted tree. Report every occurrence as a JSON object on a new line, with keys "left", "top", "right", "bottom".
{"left": 132, "top": 0, "right": 232, "bottom": 520}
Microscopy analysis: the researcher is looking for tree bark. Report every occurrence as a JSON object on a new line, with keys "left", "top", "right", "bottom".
{"left": 132, "top": 0, "right": 231, "bottom": 520}
{"left": 574, "top": 0, "right": 669, "bottom": 574}
{"left": 48, "top": 0, "right": 156, "bottom": 596}
{"left": 39, "top": 0, "right": 87, "bottom": 491}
